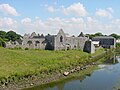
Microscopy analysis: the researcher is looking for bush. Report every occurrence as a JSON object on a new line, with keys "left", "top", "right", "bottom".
{"left": 14, "top": 46, "right": 22, "bottom": 50}
{"left": 25, "top": 47, "right": 29, "bottom": 50}
{"left": 0, "top": 37, "right": 5, "bottom": 47}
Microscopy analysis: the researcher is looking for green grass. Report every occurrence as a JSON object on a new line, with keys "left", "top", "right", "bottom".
{"left": 23, "top": 65, "right": 98, "bottom": 90}
{"left": 116, "top": 44, "right": 120, "bottom": 54}
{"left": 91, "top": 48, "right": 105, "bottom": 56}
{"left": 0, "top": 47, "right": 105, "bottom": 84}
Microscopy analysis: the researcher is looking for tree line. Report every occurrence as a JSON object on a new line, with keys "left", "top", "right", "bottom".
{"left": 0, "top": 30, "right": 120, "bottom": 47}
{"left": 86, "top": 32, "right": 120, "bottom": 39}
{"left": 0, "top": 30, "right": 22, "bottom": 47}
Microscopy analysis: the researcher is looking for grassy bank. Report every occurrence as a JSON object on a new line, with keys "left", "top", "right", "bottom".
{"left": 0, "top": 47, "right": 112, "bottom": 89}
{"left": 116, "top": 43, "right": 120, "bottom": 54}
{"left": 24, "top": 65, "right": 98, "bottom": 90}
{"left": 23, "top": 48, "right": 114, "bottom": 90}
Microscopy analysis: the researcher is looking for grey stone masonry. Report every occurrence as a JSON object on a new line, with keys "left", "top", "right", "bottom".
{"left": 5, "top": 29, "right": 96, "bottom": 53}
{"left": 83, "top": 40, "right": 95, "bottom": 54}
{"left": 54, "top": 29, "right": 89, "bottom": 50}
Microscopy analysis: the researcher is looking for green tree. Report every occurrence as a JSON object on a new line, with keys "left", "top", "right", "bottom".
{"left": 86, "top": 34, "right": 95, "bottom": 39}
{"left": 6, "top": 31, "right": 22, "bottom": 41}
{"left": 0, "top": 31, "right": 7, "bottom": 41}
{"left": 86, "top": 32, "right": 103, "bottom": 39}
{"left": 94, "top": 32, "right": 103, "bottom": 36}
{"left": 0, "top": 37, "right": 5, "bottom": 47}
{"left": 110, "top": 33, "right": 120, "bottom": 39}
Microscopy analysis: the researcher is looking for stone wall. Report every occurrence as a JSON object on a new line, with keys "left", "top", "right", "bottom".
{"left": 5, "top": 29, "right": 95, "bottom": 53}
{"left": 83, "top": 40, "right": 95, "bottom": 54}
{"left": 22, "top": 38, "right": 46, "bottom": 49}
{"left": 5, "top": 41, "right": 21, "bottom": 49}
{"left": 54, "top": 29, "right": 89, "bottom": 51}
{"left": 65, "top": 37, "right": 88, "bottom": 50}
{"left": 54, "top": 29, "right": 66, "bottom": 50}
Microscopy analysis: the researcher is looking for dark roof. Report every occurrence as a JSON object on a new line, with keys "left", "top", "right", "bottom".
{"left": 33, "top": 36, "right": 45, "bottom": 38}
{"left": 93, "top": 36, "right": 115, "bottom": 39}
{"left": 45, "top": 35, "right": 56, "bottom": 37}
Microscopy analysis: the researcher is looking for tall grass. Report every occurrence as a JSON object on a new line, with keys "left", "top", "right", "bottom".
{"left": 0, "top": 47, "right": 105, "bottom": 84}
{"left": 116, "top": 43, "right": 120, "bottom": 54}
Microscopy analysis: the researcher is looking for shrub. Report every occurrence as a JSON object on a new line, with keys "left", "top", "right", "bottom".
{"left": 25, "top": 47, "right": 29, "bottom": 50}
{"left": 14, "top": 46, "right": 22, "bottom": 50}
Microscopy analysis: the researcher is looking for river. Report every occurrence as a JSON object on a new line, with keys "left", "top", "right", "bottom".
{"left": 24, "top": 56, "right": 120, "bottom": 90}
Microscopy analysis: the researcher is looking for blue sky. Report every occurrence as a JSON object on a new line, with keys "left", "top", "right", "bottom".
{"left": 0, "top": 0, "right": 120, "bottom": 35}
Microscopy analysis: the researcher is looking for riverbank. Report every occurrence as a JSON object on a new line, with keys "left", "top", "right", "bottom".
{"left": 24, "top": 55, "right": 120, "bottom": 90}
{"left": 0, "top": 47, "right": 114, "bottom": 90}
{"left": 1, "top": 64, "right": 98, "bottom": 90}
{"left": 23, "top": 65, "right": 99, "bottom": 90}
{"left": 116, "top": 44, "right": 120, "bottom": 55}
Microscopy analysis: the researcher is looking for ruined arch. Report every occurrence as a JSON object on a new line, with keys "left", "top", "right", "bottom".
{"left": 27, "top": 41, "right": 32, "bottom": 46}
{"left": 60, "top": 36, "right": 63, "bottom": 42}
{"left": 35, "top": 41, "right": 40, "bottom": 46}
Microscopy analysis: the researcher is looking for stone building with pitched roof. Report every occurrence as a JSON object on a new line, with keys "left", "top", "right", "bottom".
{"left": 21, "top": 29, "right": 89, "bottom": 50}
{"left": 92, "top": 36, "right": 116, "bottom": 48}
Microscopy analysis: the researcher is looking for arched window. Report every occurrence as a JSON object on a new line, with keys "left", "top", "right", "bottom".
{"left": 60, "top": 36, "right": 63, "bottom": 42}
{"left": 74, "top": 45, "right": 76, "bottom": 48}
{"left": 35, "top": 41, "right": 40, "bottom": 46}
{"left": 27, "top": 41, "right": 32, "bottom": 46}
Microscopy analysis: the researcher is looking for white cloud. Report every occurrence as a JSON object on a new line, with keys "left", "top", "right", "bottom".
{"left": 20, "top": 17, "right": 47, "bottom": 34}
{"left": 21, "top": 18, "right": 32, "bottom": 24}
{"left": 45, "top": 2, "right": 87, "bottom": 17}
{"left": 1, "top": 16, "right": 120, "bottom": 35}
{"left": 85, "top": 17, "right": 106, "bottom": 33}
{"left": 0, "top": 17, "right": 18, "bottom": 33}
{"left": 0, "top": 4, "right": 19, "bottom": 16}
{"left": 95, "top": 8, "right": 113, "bottom": 18}
{"left": 0, "top": 17, "right": 17, "bottom": 27}
{"left": 47, "top": 6, "right": 56, "bottom": 12}
{"left": 107, "top": 7, "right": 114, "bottom": 13}
{"left": 19, "top": 17, "right": 86, "bottom": 35}
{"left": 20, "top": 17, "right": 119, "bottom": 35}
{"left": 85, "top": 17, "right": 120, "bottom": 34}
{"left": 61, "top": 2, "right": 87, "bottom": 17}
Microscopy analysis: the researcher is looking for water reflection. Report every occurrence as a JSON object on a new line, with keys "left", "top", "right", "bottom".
{"left": 98, "top": 55, "right": 118, "bottom": 70}
{"left": 24, "top": 56, "right": 120, "bottom": 90}
{"left": 103, "top": 54, "right": 118, "bottom": 64}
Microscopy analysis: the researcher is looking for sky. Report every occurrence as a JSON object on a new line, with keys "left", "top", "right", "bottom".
{"left": 0, "top": 0, "right": 120, "bottom": 36}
